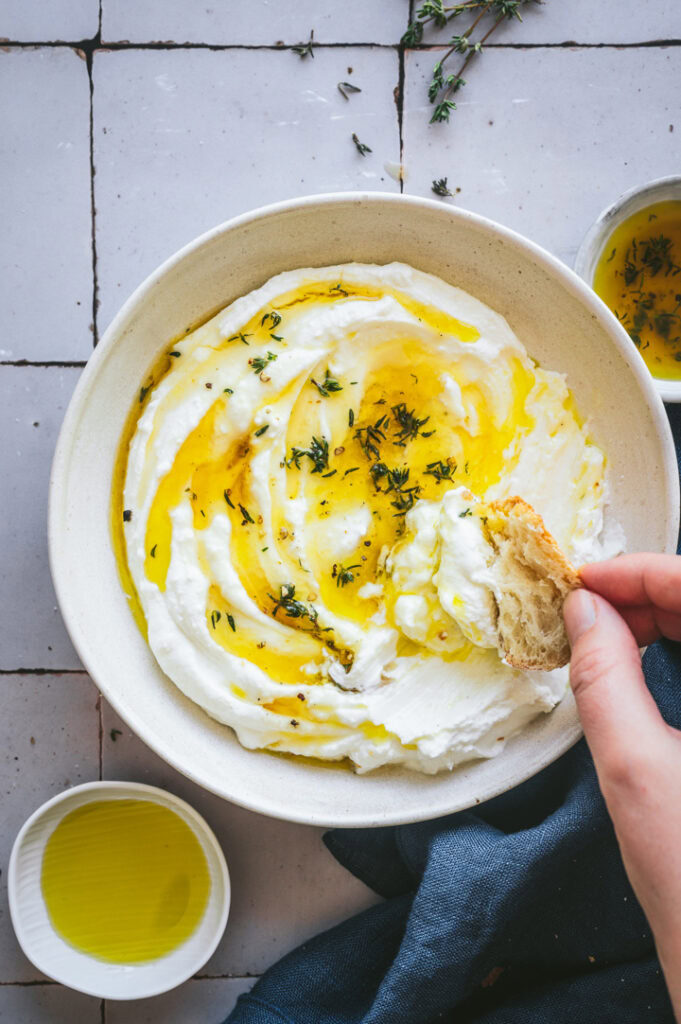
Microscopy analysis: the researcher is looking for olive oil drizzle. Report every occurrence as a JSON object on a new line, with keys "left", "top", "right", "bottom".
{"left": 112, "top": 278, "right": 537, "bottom": 705}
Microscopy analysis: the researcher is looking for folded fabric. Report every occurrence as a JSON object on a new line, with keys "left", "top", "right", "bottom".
{"left": 226, "top": 405, "right": 681, "bottom": 1024}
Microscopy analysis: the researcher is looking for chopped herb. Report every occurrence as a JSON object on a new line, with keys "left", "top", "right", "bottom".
{"left": 224, "top": 490, "right": 234, "bottom": 508}
{"left": 210, "top": 610, "right": 221, "bottom": 629}
{"left": 606, "top": 248, "right": 616, "bottom": 263}
{"left": 200, "top": 508, "right": 206, "bottom": 518}
{"left": 322, "top": 469, "right": 337, "bottom": 478}
{"left": 290, "top": 718, "right": 299, "bottom": 727}
{"left": 269, "top": 583, "right": 319, "bottom": 625}
{"left": 109, "top": 728, "right": 122, "bottom": 742}
{"left": 239, "top": 503, "right": 254, "bottom": 525}
{"left": 150, "top": 544, "right": 157, "bottom": 558}
{"left": 330, "top": 283, "right": 349, "bottom": 296}
{"left": 223, "top": 386, "right": 234, "bottom": 394}
{"left": 424, "top": 458, "right": 456, "bottom": 482}
{"left": 287, "top": 435, "right": 330, "bottom": 474}
{"left": 432, "top": 177, "right": 453, "bottom": 197}
{"left": 352, "top": 132, "right": 372, "bottom": 156}
{"left": 459, "top": 507, "right": 473, "bottom": 518}
{"left": 139, "top": 385, "right": 150, "bottom": 403}
{"left": 261, "top": 546, "right": 269, "bottom": 552}
{"left": 338, "top": 81, "right": 362, "bottom": 100}
{"left": 228, "top": 332, "right": 252, "bottom": 345}
{"left": 348, "top": 408, "right": 355, "bottom": 427}
{"left": 261, "top": 310, "right": 282, "bottom": 329}
{"left": 169, "top": 350, "right": 182, "bottom": 357}
{"left": 254, "top": 424, "right": 269, "bottom": 437}
{"left": 123, "top": 509, "right": 132, "bottom": 522}
{"left": 292, "top": 28, "right": 314, "bottom": 58}
{"left": 344, "top": 466, "right": 359, "bottom": 476}
{"left": 250, "top": 351, "right": 278, "bottom": 374}
{"left": 332, "top": 562, "right": 361, "bottom": 587}
{"left": 227, "top": 613, "right": 236, "bottom": 632}
{"left": 311, "top": 369, "right": 343, "bottom": 396}
{"left": 355, "top": 414, "right": 389, "bottom": 460}
{"left": 391, "top": 402, "right": 433, "bottom": 444}
{"left": 270, "top": 334, "right": 284, "bottom": 342}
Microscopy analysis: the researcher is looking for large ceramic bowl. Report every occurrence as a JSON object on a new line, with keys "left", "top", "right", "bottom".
{"left": 49, "top": 193, "right": 679, "bottom": 828}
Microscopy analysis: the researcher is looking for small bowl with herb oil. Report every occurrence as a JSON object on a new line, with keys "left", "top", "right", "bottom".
{"left": 8, "top": 782, "right": 230, "bottom": 1000}
{"left": 575, "top": 176, "right": 681, "bottom": 401}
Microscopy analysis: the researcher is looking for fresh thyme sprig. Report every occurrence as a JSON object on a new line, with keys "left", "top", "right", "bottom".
{"left": 292, "top": 29, "right": 315, "bottom": 58}
{"left": 352, "top": 133, "right": 372, "bottom": 156}
{"left": 424, "top": 458, "right": 456, "bottom": 482}
{"left": 338, "top": 81, "right": 362, "bottom": 100}
{"left": 249, "top": 351, "right": 278, "bottom": 374}
{"left": 355, "top": 414, "right": 389, "bottom": 460}
{"left": 228, "top": 332, "right": 252, "bottom": 345}
{"left": 261, "top": 310, "right": 282, "bottom": 330}
{"left": 391, "top": 403, "right": 435, "bottom": 445}
{"left": 432, "top": 177, "right": 453, "bottom": 197}
{"left": 332, "top": 562, "right": 361, "bottom": 587}
{"left": 311, "top": 369, "right": 343, "bottom": 396}
{"left": 614, "top": 234, "right": 681, "bottom": 354}
{"left": 403, "top": 0, "right": 542, "bottom": 124}
{"left": 287, "top": 435, "right": 330, "bottom": 473}
{"left": 268, "top": 584, "right": 334, "bottom": 637}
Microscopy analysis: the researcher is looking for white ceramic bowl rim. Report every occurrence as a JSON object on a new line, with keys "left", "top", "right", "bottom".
{"left": 574, "top": 175, "right": 681, "bottom": 403}
{"left": 8, "top": 780, "right": 230, "bottom": 1000}
{"left": 49, "top": 191, "right": 680, "bottom": 827}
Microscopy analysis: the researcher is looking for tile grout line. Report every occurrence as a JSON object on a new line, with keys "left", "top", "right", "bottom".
{"left": 0, "top": 360, "right": 87, "bottom": 368}
{"left": 86, "top": 14, "right": 102, "bottom": 350}
{"left": 0, "top": 668, "right": 89, "bottom": 676}
{"left": 1, "top": 39, "right": 680, "bottom": 51}
{"left": 97, "top": 20, "right": 106, "bottom": 1024}
{"left": 97, "top": 692, "right": 103, "bottom": 781}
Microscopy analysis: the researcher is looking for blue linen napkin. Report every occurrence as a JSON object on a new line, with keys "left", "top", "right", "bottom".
{"left": 226, "top": 405, "right": 681, "bottom": 1024}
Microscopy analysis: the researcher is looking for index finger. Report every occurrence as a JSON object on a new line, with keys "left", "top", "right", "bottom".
{"left": 580, "top": 552, "right": 681, "bottom": 613}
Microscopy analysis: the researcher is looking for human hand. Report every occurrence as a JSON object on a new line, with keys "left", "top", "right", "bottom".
{"left": 564, "top": 554, "right": 681, "bottom": 1019}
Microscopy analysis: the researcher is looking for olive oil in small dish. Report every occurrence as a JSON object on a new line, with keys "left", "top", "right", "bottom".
{"left": 8, "top": 782, "right": 230, "bottom": 1000}
{"left": 41, "top": 799, "right": 211, "bottom": 963}
{"left": 592, "top": 200, "right": 681, "bottom": 381}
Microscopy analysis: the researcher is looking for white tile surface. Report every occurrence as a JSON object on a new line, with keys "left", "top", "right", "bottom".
{"left": 412, "top": 0, "right": 681, "bottom": 45}
{"left": 0, "top": 367, "right": 83, "bottom": 670}
{"left": 93, "top": 46, "right": 400, "bottom": 332}
{"left": 1, "top": 1, "right": 99, "bottom": 42}
{"left": 0, "top": 985, "right": 100, "bottom": 1023}
{"left": 2, "top": 4, "right": 680, "bottom": 1020}
{"left": 403, "top": 46, "right": 681, "bottom": 266}
{"left": 0, "top": 673, "right": 100, "bottom": 982}
{"left": 101, "top": 0, "right": 410, "bottom": 45}
{"left": 102, "top": 703, "right": 381, "bottom": 978}
{"left": 106, "top": 977, "right": 256, "bottom": 1023}
{"left": 0, "top": 49, "right": 93, "bottom": 360}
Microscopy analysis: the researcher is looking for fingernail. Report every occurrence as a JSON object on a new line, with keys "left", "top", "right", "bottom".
{"left": 564, "top": 589, "right": 597, "bottom": 644}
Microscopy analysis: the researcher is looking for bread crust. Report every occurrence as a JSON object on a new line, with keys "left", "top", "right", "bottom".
{"left": 482, "top": 496, "right": 581, "bottom": 671}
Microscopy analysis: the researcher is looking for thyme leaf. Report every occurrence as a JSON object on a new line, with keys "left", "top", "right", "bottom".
{"left": 352, "top": 132, "right": 372, "bottom": 156}
{"left": 338, "top": 81, "right": 362, "bottom": 100}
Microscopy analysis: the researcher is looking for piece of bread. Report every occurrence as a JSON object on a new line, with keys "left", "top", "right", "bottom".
{"left": 481, "top": 497, "right": 581, "bottom": 671}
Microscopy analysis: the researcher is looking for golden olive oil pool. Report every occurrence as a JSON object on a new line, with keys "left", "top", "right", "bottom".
{"left": 593, "top": 199, "right": 681, "bottom": 380}
{"left": 41, "top": 800, "right": 211, "bottom": 963}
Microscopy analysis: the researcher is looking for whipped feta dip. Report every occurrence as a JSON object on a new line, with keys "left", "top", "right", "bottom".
{"left": 117, "top": 262, "right": 622, "bottom": 774}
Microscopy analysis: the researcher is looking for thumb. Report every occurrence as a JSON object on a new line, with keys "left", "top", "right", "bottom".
{"left": 563, "top": 589, "right": 666, "bottom": 783}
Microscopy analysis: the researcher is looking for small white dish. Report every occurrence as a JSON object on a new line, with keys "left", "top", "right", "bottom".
{"left": 574, "top": 175, "right": 681, "bottom": 403}
{"left": 8, "top": 781, "right": 230, "bottom": 1000}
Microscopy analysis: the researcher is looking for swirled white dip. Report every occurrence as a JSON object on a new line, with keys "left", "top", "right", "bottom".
{"left": 121, "top": 262, "right": 621, "bottom": 774}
